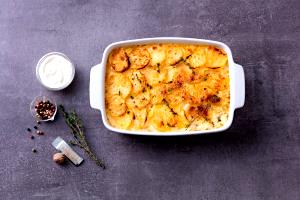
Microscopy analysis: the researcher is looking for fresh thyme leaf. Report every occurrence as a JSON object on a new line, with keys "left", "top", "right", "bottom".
{"left": 69, "top": 140, "right": 77, "bottom": 146}
{"left": 59, "top": 105, "right": 105, "bottom": 169}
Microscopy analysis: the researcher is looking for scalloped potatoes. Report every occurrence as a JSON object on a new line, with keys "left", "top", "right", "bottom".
{"left": 105, "top": 44, "right": 230, "bottom": 132}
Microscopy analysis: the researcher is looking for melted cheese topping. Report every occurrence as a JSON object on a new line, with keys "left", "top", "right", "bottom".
{"left": 105, "top": 44, "right": 230, "bottom": 132}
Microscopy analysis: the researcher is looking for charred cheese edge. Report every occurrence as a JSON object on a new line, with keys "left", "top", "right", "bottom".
{"left": 105, "top": 44, "right": 230, "bottom": 132}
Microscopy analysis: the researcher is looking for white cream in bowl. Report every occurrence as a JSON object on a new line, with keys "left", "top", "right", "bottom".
{"left": 36, "top": 52, "right": 75, "bottom": 90}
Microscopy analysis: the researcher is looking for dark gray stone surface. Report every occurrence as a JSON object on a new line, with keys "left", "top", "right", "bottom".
{"left": 0, "top": 0, "right": 299, "bottom": 199}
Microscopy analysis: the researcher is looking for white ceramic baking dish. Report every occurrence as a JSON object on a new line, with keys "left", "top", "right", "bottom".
{"left": 90, "top": 37, "right": 245, "bottom": 136}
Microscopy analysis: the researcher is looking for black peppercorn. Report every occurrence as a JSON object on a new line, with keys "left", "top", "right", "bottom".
{"left": 32, "top": 148, "right": 37, "bottom": 153}
{"left": 27, "top": 128, "right": 31, "bottom": 132}
{"left": 30, "top": 135, "right": 34, "bottom": 139}
{"left": 34, "top": 126, "right": 38, "bottom": 129}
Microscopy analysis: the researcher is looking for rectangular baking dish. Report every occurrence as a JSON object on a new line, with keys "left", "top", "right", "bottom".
{"left": 90, "top": 37, "right": 245, "bottom": 136}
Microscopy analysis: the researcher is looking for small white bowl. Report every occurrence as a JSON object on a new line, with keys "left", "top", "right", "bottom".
{"left": 36, "top": 52, "right": 75, "bottom": 91}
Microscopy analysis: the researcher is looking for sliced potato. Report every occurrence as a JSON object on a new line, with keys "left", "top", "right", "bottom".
{"left": 166, "top": 46, "right": 184, "bottom": 65}
{"left": 128, "top": 70, "right": 146, "bottom": 94}
{"left": 131, "top": 107, "right": 147, "bottom": 129}
{"left": 166, "top": 67, "right": 179, "bottom": 83}
{"left": 166, "top": 45, "right": 193, "bottom": 66}
{"left": 169, "top": 103, "right": 190, "bottom": 129}
{"left": 166, "top": 63, "right": 193, "bottom": 83}
{"left": 183, "top": 83, "right": 213, "bottom": 104}
{"left": 147, "top": 104, "right": 177, "bottom": 131}
{"left": 165, "top": 88, "right": 185, "bottom": 106}
{"left": 186, "top": 47, "right": 207, "bottom": 68}
{"left": 106, "top": 73, "right": 132, "bottom": 99}
{"left": 205, "top": 47, "right": 228, "bottom": 68}
{"left": 185, "top": 45, "right": 197, "bottom": 55}
{"left": 150, "top": 85, "right": 166, "bottom": 104}
{"left": 126, "top": 90, "right": 150, "bottom": 109}
{"left": 128, "top": 47, "right": 150, "bottom": 69}
{"left": 109, "top": 48, "right": 129, "bottom": 72}
{"left": 184, "top": 104, "right": 209, "bottom": 121}
{"left": 148, "top": 45, "right": 166, "bottom": 66}
{"left": 106, "top": 95, "right": 127, "bottom": 117}
{"left": 141, "top": 67, "right": 166, "bottom": 86}
{"left": 107, "top": 110, "right": 133, "bottom": 129}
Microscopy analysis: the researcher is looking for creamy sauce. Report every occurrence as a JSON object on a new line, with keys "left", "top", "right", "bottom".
{"left": 38, "top": 54, "right": 73, "bottom": 89}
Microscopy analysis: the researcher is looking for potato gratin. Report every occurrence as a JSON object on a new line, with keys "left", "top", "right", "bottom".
{"left": 105, "top": 44, "right": 230, "bottom": 132}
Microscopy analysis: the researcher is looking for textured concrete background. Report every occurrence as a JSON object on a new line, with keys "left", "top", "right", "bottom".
{"left": 0, "top": 0, "right": 299, "bottom": 199}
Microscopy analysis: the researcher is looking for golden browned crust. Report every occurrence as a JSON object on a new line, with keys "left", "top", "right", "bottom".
{"left": 105, "top": 44, "right": 230, "bottom": 132}
{"left": 109, "top": 48, "right": 129, "bottom": 72}
{"left": 128, "top": 48, "right": 150, "bottom": 69}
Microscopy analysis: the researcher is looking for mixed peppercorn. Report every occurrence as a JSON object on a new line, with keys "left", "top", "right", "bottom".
{"left": 34, "top": 100, "right": 56, "bottom": 120}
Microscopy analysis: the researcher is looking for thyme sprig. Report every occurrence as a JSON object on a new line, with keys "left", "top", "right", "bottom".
{"left": 59, "top": 105, "right": 105, "bottom": 169}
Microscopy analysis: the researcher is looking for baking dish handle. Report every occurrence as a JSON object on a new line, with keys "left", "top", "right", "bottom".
{"left": 233, "top": 63, "right": 245, "bottom": 109}
{"left": 90, "top": 63, "right": 104, "bottom": 111}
